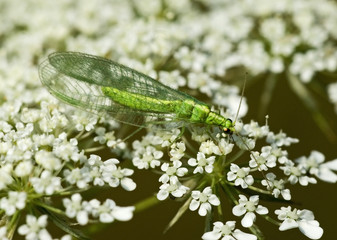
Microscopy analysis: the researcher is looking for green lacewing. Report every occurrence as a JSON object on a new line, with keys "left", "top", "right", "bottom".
{"left": 39, "top": 52, "right": 235, "bottom": 134}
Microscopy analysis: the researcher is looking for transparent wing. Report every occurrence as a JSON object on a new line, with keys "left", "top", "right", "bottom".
{"left": 39, "top": 52, "right": 202, "bottom": 127}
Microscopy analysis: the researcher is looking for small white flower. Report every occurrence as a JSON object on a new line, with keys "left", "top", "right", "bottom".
{"left": 111, "top": 205, "right": 135, "bottom": 222}
{"left": 242, "top": 121, "right": 269, "bottom": 138}
{"left": 269, "top": 57, "right": 285, "bottom": 73}
{"left": 249, "top": 146, "right": 277, "bottom": 171}
{"left": 188, "top": 152, "right": 215, "bottom": 174}
{"left": 232, "top": 195, "right": 268, "bottom": 228}
{"left": 32, "top": 134, "right": 55, "bottom": 147}
{"left": 87, "top": 154, "right": 103, "bottom": 166}
{"left": 0, "top": 141, "right": 12, "bottom": 155}
{"left": 104, "top": 130, "right": 125, "bottom": 149}
{"left": 14, "top": 160, "right": 33, "bottom": 177}
{"left": 237, "top": 40, "right": 269, "bottom": 75}
{"left": 31, "top": 170, "right": 62, "bottom": 195}
{"left": 275, "top": 207, "right": 323, "bottom": 239}
{"left": 132, "top": 146, "right": 163, "bottom": 169}
{"left": 63, "top": 193, "right": 88, "bottom": 225}
{"left": 290, "top": 51, "right": 323, "bottom": 83}
{"left": 154, "top": 128, "right": 181, "bottom": 147}
{"left": 227, "top": 164, "right": 254, "bottom": 188}
{"left": 64, "top": 167, "right": 91, "bottom": 189}
{"left": 90, "top": 199, "right": 135, "bottom": 223}
{"left": 159, "top": 160, "right": 188, "bottom": 183}
{"left": 159, "top": 70, "right": 186, "bottom": 89}
{"left": 300, "top": 26, "right": 328, "bottom": 48}
{"left": 157, "top": 179, "right": 189, "bottom": 201}
{"left": 199, "top": 140, "right": 221, "bottom": 155}
{"left": 189, "top": 187, "right": 220, "bottom": 216}
{"left": 188, "top": 72, "right": 219, "bottom": 97}
{"left": 281, "top": 161, "right": 317, "bottom": 186}
{"left": 202, "top": 221, "right": 257, "bottom": 240}
{"left": 53, "top": 133, "right": 79, "bottom": 162}
{"left": 89, "top": 199, "right": 114, "bottom": 223}
{"left": 266, "top": 131, "right": 299, "bottom": 147}
{"left": 0, "top": 191, "right": 27, "bottom": 216}
{"left": 101, "top": 159, "right": 136, "bottom": 191}
{"left": 18, "top": 215, "right": 52, "bottom": 240}
{"left": 169, "top": 142, "right": 186, "bottom": 161}
{"left": 0, "top": 164, "right": 13, "bottom": 190}
{"left": 232, "top": 135, "right": 256, "bottom": 150}
{"left": 261, "top": 173, "right": 291, "bottom": 200}
{"left": 260, "top": 17, "right": 286, "bottom": 41}
{"left": 296, "top": 150, "right": 337, "bottom": 183}
{"left": 175, "top": 47, "right": 207, "bottom": 72}
{"left": 217, "top": 138, "right": 234, "bottom": 155}
{"left": 35, "top": 150, "right": 62, "bottom": 171}
{"left": 16, "top": 137, "right": 33, "bottom": 151}
{"left": 0, "top": 121, "right": 13, "bottom": 133}
{"left": 72, "top": 111, "right": 97, "bottom": 131}
{"left": 93, "top": 127, "right": 107, "bottom": 144}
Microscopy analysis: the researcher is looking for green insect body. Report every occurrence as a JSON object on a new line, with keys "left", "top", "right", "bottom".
{"left": 39, "top": 52, "right": 235, "bottom": 134}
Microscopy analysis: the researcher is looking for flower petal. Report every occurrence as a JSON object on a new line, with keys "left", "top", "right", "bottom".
{"left": 233, "top": 229, "right": 257, "bottom": 240}
{"left": 199, "top": 202, "right": 211, "bottom": 216}
{"left": 157, "top": 190, "right": 168, "bottom": 201}
{"left": 112, "top": 206, "right": 135, "bottom": 221}
{"left": 256, "top": 205, "right": 268, "bottom": 215}
{"left": 241, "top": 212, "right": 256, "bottom": 228}
{"left": 189, "top": 199, "right": 200, "bottom": 211}
{"left": 323, "top": 159, "right": 337, "bottom": 170}
{"left": 279, "top": 219, "right": 298, "bottom": 231}
{"left": 188, "top": 158, "right": 197, "bottom": 166}
{"left": 317, "top": 167, "right": 337, "bottom": 183}
{"left": 208, "top": 195, "right": 220, "bottom": 206}
{"left": 298, "top": 220, "right": 323, "bottom": 240}
{"left": 202, "top": 231, "right": 222, "bottom": 240}
{"left": 232, "top": 205, "right": 246, "bottom": 216}
{"left": 121, "top": 178, "right": 136, "bottom": 191}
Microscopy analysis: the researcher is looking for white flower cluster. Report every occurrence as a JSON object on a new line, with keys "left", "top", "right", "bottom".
{"left": 0, "top": 67, "right": 135, "bottom": 238}
{"left": 129, "top": 118, "right": 335, "bottom": 239}
{"left": 63, "top": 193, "right": 134, "bottom": 225}
{"left": 0, "top": 0, "right": 336, "bottom": 239}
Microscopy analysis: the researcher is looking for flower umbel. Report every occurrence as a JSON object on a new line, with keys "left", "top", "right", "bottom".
{"left": 0, "top": 0, "right": 336, "bottom": 239}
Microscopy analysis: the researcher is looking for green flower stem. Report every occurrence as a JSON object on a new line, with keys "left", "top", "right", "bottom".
{"left": 213, "top": 184, "right": 223, "bottom": 219}
{"left": 73, "top": 129, "right": 86, "bottom": 140}
{"left": 134, "top": 194, "right": 160, "bottom": 213}
{"left": 220, "top": 181, "right": 238, "bottom": 205}
{"left": 261, "top": 214, "right": 281, "bottom": 226}
{"left": 164, "top": 197, "right": 192, "bottom": 233}
{"left": 77, "top": 130, "right": 94, "bottom": 141}
{"left": 7, "top": 211, "right": 21, "bottom": 240}
{"left": 33, "top": 200, "right": 66, "bottom": 216}
{"left": 84, "top": 145, "right": 106, "bottom": 153}
{"left": 205, "top": 209, "right": 214, "bottom": 232}
{"left": 247, "top": 185, "right": 271, "bottom": 195}
{"left": 249, "top": 224, "right": 265, "bottom": 240}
